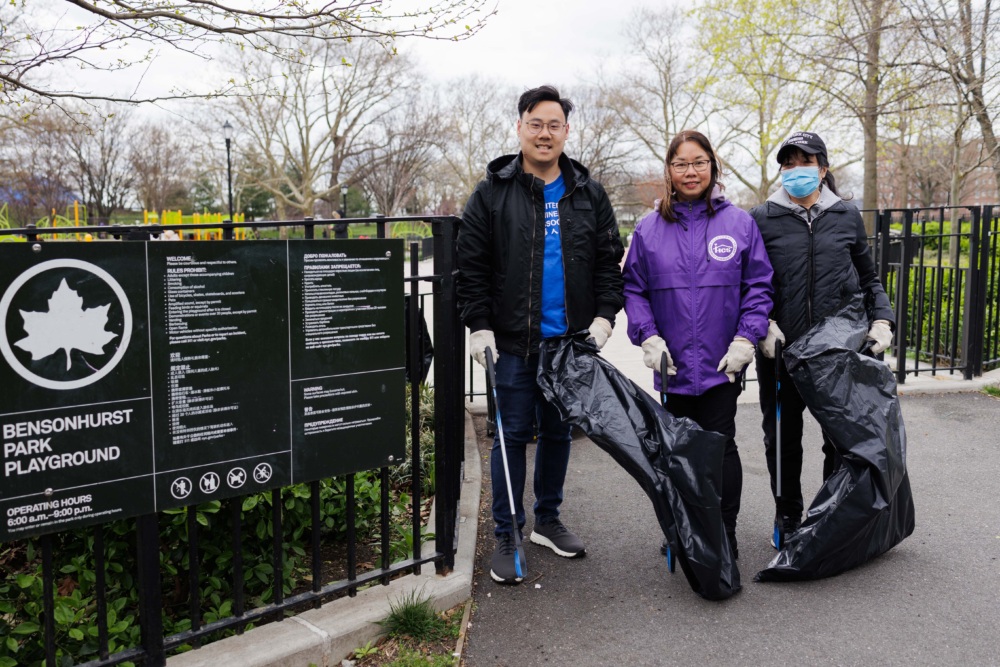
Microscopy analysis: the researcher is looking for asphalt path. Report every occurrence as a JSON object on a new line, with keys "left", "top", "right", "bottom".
{"left": 462, "top": 391, "right": 1000, "bottom": 667}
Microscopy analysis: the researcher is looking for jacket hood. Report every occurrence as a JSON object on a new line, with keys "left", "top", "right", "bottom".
{"left": 658, "top": 185, "right": 731, "bottom": 220}
{"left": 486, "top": 153, "right": 591, "bottom": 188}
{"left": 766, "top": 183, "right": 845, "bottom": 220}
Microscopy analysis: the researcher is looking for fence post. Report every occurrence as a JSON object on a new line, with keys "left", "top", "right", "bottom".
{"left": 303, "top": 216, "right": 315, "bottom": 240}
{"left": 877, "top": 209, "right": 892, "bottom": 285}
{"left": 136, "top": 514, "right": 166, "bottom": 666}
{"left": 432, "top": 217, "right": 461, "bottom": 572}
{"left": 895, "top": 210, "right": 914, "bottom": 384}
{"left": 964, "top": 206, "right": 987, "bottom": 378}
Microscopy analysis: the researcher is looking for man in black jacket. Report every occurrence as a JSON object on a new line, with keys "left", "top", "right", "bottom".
{"left": 457, "top": 85, "right": 624, "bottom": 585}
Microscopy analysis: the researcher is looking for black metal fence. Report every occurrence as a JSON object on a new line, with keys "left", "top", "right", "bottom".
{"left": 869, "top": 205, "right": 999, "bottom": 381}
{"left": 0, "top": 216, "right": 465, "bottom": 667}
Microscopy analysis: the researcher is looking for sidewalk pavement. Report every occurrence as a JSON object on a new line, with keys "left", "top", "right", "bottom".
{"left": 460, "top": 312, "right": 1000, "bottom": 666}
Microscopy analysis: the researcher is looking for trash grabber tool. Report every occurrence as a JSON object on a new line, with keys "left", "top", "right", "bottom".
{"left": 659, "top": 350, "right": 676, "bottom": 573}
{"left": 484, "top": 347, "right": 526, "bottom": 579}
{"left": 773, "top": 338, "right": 785, "bottom": 550}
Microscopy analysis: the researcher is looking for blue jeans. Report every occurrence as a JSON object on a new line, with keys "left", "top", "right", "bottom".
{"left": 491, "top": 353, "right": 572, "bottom": 537}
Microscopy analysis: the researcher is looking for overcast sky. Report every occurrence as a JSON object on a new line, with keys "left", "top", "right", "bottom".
{"left": 88, "top": 0, "right": 658, "bottom": 112}
{"left": 406, "top": 0, "right": 654, "bottom": 89}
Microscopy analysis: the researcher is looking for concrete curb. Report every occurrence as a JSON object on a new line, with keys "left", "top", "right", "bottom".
{"left": 168, "top": 409, "right": 482, "bottom": 667}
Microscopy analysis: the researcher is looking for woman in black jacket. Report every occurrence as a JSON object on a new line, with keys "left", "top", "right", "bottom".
{"left": 750, "top": 131, "right": 895, "bottom": 545}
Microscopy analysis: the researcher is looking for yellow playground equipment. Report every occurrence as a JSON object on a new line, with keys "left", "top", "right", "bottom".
{"left": 144, "top": 210, "right": 249, "bottom": 240}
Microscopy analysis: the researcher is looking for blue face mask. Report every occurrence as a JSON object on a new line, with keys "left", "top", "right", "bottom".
{"left": 781, "top": 166, "right": 821, "bottom": 198}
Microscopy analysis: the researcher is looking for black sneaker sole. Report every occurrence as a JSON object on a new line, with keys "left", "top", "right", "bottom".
{"left": 529, "top": 531, "right": 586, "bottom": 558}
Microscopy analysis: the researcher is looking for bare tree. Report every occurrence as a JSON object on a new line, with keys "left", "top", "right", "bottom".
{"left": 130, "top": 123, "right": 192, "bottom": 213}
{"left": 354, "top": 98, "right": 442, "bottom": 216}
{"left": 0, "top": 0, "right": 493, "bottom": 108}
{"left": 902, "top": 0, "right": 1000, "bottom": 201}
{"left": 62, "top": 108, "right": 136, "bottom": 223}
{"left": 599, "top": 6, "right": 712, "bottom": 165}
{"left": 435, "top": 75, "right": 517, "bottom": 203}
{"left": 776, "top": 0, "right": 928, "bottom": 223}
{"left": 233, "top": 38, "right": 416, "bottom": 219}
{"left": 0, "top": 113, "right": 77, "bottom": 225}
{"left": 566, "top": 85, "right": 639, "bottom": 206}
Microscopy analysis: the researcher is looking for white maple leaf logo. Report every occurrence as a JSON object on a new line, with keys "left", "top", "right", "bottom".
{"left": 14, "top": 278, "right": 118, "bottom": 371}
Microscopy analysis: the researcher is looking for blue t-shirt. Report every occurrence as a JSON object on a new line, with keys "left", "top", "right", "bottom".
{"left": 540, "top": 175, "right": 567, "bottom": 338}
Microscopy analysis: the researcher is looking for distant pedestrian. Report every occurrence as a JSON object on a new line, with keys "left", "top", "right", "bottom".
{"left": 457, "top": 85, "right": 625, "bottom": 584}
{"left": 750, "top": 131, "right": 895, "bottom": 544}
{"left": 622, "top": 129, "right": 773, "bottom": 560}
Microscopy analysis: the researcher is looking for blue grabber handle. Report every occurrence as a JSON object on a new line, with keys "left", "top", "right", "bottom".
{"left": 484, "top": 348, "right": 527, "bottom": 579}
{"left": 660, "top": 351, "right": 675, "bottom": 573}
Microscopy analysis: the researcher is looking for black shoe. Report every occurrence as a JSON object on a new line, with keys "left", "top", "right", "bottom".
{"left": 770, "top": 513, "right": 802, "bottom": 549}
{"left": 529, "top": 519, "right": 586, "bottom": 558}
{"left": 490, "top": 533, "right": 524, "bottom": 584}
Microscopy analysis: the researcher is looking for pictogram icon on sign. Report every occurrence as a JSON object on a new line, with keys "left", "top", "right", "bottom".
{"left": 171, "top": 477, "right": 193, "bottom": 500}
{"left": 227, "top": 467, "right": 247, "bottom": 489}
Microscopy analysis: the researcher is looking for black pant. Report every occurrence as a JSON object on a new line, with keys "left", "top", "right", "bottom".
{"left": 665, "top": 381, "right": 743, "bottom": 534}
{"left": 756, "top": 350, "right": 839, "bottom": 519}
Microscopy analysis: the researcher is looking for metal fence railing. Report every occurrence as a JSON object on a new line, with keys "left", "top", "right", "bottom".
{"left": 0, "top": 216, "right": 465, "bottom": 667}
{"left": 867, "top": 205, "right": 999, "bottom": 381}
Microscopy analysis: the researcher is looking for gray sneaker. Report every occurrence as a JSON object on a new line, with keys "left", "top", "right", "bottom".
{"left": 490, "top": 533, "right": 524, "bottom": 584}
{"left": 529, "top": 519, "right": 586, "bottom": 558}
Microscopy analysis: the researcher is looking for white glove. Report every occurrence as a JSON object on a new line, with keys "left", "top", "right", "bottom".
{"left": 641, "top": 335, "right": 677, "bottom": 375}
{"left": 717, "top": 336, "right": 755, "bottom": 383}
{"left": 758, "top": 319, "right": 786, "bottom": 359}
{"left": 469, "top": 329, "right": 497, "bottom": 369}
{"left": 867, "top": 320, "right": 893, "bottom": 354}
{"left": 587, "top": 317, "right": 613, "bottom": 350}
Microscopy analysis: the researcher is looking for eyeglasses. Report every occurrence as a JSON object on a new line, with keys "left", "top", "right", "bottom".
{"left": 523, "top": 120, "right": 566, "bottom": 134}
{"left": 669, "top": 159, "right": 711, "bottom": 173}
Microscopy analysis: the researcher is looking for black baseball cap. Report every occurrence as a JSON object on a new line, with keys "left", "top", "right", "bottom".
{"left": 776, "top": 132, "right": 827, "bottom": 164}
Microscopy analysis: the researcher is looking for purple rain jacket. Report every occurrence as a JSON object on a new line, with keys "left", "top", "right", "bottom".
{"left": 623, "top": 195, "right": 774, "bottom": 396}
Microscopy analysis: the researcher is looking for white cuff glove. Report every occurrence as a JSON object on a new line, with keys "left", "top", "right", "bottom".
{"left": 641, "top": 335, "right": 677, "bottom": 375}
{"left": 867, "top": 319, "right": 893, "bottom": 354}
{"left": 758, "top": 319, "right": 786, "bottom": 359}
{"left": 717, "top": 336, "right": 755, "bottom": 383}
{"left": 587, "top": 317, "right": 613, "bottom": 350}
{"left": 469, "top": 329, "right": 496, "bottom": 369}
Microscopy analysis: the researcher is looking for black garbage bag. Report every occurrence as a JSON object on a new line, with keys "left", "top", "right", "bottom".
{"left": 537, "top": 335, "right": 741, "bottom": 601}
{"left": 756, "top": 294, "right": 916, "bottom": 582}
{"left": 404, "top": 295, "right": 434, "bottom": 384}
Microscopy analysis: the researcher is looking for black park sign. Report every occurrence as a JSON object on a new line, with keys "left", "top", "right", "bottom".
{"left": 0, "top": 240, "right": 404, "bottom": 541}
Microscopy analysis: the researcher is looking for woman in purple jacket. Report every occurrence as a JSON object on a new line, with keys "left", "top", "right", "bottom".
{"left": 622, "top": 130, "right": 774, "bottom": 558}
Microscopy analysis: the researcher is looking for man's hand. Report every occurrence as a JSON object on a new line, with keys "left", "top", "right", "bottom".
{"left": 469, "top": 330, "right": 497, "bottom": 369}
{"left": 758, "top": 320, "right": 785, "bottom": 359}
{"left": 587, "top": 317, "right": 613, "bottom": 350}
{"left": 641, "top": 335, "right": 677, "bottom": 374}
{"left": 717, "top": 336, "right": 755, "bottom": 383}
{"left": 867, "top": 320, "right": 893, "bottom": 354}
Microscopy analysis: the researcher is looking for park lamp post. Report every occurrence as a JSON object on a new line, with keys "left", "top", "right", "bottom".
{"left": 223, "top": 121, "right": 234, "bottom": 222}
{"left": 341, "top": 183, "right": 349, "bottom": 218}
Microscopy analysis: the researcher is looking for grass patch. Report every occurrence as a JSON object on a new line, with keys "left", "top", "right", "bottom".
{"left": 982, "top": 384, "right": 1000, "bottom": 398}
{"left": 349, "top": 594, "right": 465, "bottom": 666}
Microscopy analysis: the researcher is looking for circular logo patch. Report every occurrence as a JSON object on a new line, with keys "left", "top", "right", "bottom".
{"left": 0, "top": 259, "right": 132, "bottom": 390}
{"left": 708, "top": 235, "right": 738, "bottom": 262}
